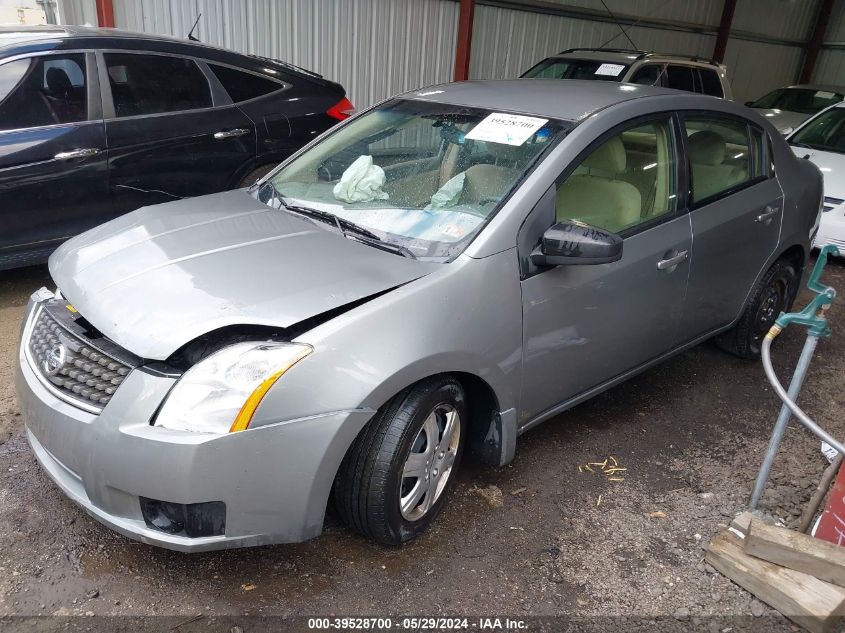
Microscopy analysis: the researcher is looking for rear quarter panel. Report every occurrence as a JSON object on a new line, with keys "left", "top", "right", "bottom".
{"left": 773, "top": 132, "right": 823, "bottom": 266}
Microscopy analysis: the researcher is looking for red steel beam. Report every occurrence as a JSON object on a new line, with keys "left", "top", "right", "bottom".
{"left": 95, "top": 0, "right": 115, "bottom": 28}
{"left": 454, "top": 0, "right": 475, "bottom": 81}
{"left": 712, "top": 0, "right": 737, "bottom": 63}
{"left": 800, "top": 0, "right": 835, "bottom": 84}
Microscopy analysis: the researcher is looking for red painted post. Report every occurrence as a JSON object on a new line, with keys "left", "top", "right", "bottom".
{"left": 800, "top": 0, "right": 835, "bottom": 84}
{"left": 453, "top": 0, "right": 475, "bottom": 81}
{"left": 95, "top": 0, "right": 115, "bottom": 28}
{"left": 712, "top": 0, "right": 737, "bottom": 63}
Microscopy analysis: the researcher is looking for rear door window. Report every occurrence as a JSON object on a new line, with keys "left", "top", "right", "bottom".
{"left": 698, "top": 68, "right": 724, "bottom": 98}
{"left": 629, "top": 64, "right": 663, "bottom": 86}
{"left": 104, "top": 52, "right": 212, "bottom": 117}
{"left": 666, "top": 65, "right": 696, "bottom": 93}
{"left": 0, "top": 53, "right": 87, "bottom": 131}
{"left": 208, "top": 63, "right": 284, "bottom": 102}
{"left": 684, "top": 117, "right": 755, "bottom": 204}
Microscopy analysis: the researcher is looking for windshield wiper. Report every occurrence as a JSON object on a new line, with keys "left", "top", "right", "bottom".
{"left": 269, "top": 190, "right": 417, "bottom": 259}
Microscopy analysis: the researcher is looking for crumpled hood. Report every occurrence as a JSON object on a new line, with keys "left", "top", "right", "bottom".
{"left": 751, "top": 108, "right": 809, "bottom": 133}
{"left": 49, "top": 190, "right": 434, "bottom": 360}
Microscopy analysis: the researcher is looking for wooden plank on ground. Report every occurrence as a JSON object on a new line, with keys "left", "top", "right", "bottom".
{"left": 745, "top": 519, "right": 845, "bottom": 588}
{"left": 706, "top": 529, "right": 845, "bottom": 633}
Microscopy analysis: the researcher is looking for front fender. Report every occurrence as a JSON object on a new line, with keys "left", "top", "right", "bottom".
{"left": 251, "top": 249, "right": 524, "bottom": 426}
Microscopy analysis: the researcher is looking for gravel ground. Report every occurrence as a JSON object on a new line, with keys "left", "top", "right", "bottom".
{"left": 1, "top": 259, "right": 844, "bottom": 632}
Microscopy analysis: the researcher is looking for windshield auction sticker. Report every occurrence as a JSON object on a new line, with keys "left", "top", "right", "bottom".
{"left": 594, "top": 63, "right": 625, "bottom": 76}
{"left": 465, "top": 112, "right": 549, "bottom": 146}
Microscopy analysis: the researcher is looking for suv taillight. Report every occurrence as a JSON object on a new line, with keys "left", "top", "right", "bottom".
{"left": 327, "top": 97, "right": 355, "bottom": 121}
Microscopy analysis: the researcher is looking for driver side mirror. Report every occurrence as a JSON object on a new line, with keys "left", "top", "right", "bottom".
{"left": 744, "top": 101, "right": 754, "bottom": 107}
{"left": 530, "top": 220, "right": 623, "bottom": 267}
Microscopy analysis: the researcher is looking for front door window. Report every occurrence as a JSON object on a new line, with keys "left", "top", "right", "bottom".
{"left": 0, "top": 53, "right": 87, "bottom": 131}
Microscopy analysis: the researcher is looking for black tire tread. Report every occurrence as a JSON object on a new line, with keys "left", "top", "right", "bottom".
{"left": 334, "top": 377, "right": 464, "bottom": 545}
{"left": 236, "top": 164, "right": 276, "bottom": 189}
{"left": 716, "top": 258, "right": 798, "bottom": 359}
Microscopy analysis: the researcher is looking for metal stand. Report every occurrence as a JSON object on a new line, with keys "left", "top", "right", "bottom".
{"left": 749, "top": 334, "right": 819, "bottom": 509}
{"left": 748, "top": 244, "right": 841, "bottom": 511}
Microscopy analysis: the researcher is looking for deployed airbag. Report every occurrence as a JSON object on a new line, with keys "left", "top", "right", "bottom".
{"left": 333, "top": 155, "right": 389, "bottom": 203}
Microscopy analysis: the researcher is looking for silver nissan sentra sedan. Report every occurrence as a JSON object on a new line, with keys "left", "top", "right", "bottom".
{"left": 17, "top": 80, "right": 822, "bottom": 551}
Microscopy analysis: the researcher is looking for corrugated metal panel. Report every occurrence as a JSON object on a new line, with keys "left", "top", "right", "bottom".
{"left": 543, "top": 0, "right": 722, "bottom": 27}
{"left": 731, "top": 0, "right": 817, "bottom": 41}
{"left": 56, "top": 0, "right": 96, "bottom": 26}
{"left": 469, "top": 4, "right": 714, "bottom": 80}
{"left": 111, "top": 0, "right": 458, "bottom": 109}
{"left": 813, "top": 50, "right": 845, "bottom": 87}
{"left": 723, "top": 38, "right": 804, "bottom": 102}
{"left": 824, "top": 0, "right": 845, "bottom": 41}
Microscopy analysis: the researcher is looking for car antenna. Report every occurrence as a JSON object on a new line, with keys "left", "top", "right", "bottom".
{"left": 187, "top": 13, "right": 202, "bottom": 42}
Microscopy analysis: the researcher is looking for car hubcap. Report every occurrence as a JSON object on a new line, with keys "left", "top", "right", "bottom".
{"left": 754, "top": 278, "right": 787, "bottom": 344}
{"left": 399, "top": 404, "right": 460, "bottom": 521}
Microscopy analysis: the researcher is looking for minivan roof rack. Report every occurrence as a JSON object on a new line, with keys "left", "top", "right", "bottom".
{"left": 556, "top": 48, "right": 721, "bottom": 67}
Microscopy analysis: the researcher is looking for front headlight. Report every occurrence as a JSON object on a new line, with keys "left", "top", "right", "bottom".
{"left": 155, "top": 342, "right": 312, "bottom": 434}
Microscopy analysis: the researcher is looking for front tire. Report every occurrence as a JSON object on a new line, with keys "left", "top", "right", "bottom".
{"left": 334, "top": 377, "right": 467, "bottom": 545}
{"left": 716, "top": 259, "right": 799, "bottom": 359}
{"left": 236, "top": 164, "right": 276, "bottom": 189}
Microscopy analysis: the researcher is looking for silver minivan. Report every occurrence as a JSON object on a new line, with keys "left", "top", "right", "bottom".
{"left": 17, "top": 80, "right": 820, "bottom": 551}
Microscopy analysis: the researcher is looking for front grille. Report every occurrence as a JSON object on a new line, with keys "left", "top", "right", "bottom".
{"left": 28, "top": 306, "right": 134, "bottom": 411}
{"left": 823, "top": 196, "right": 844, "bottom": 213}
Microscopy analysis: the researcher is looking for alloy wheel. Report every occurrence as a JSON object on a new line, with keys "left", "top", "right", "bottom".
{"left": 399, "top": 403, "right": 461, "bottom": 521}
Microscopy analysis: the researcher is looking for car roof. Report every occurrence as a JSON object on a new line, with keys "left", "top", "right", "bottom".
{"left": 781, "top": 83, "right": 845, "bottom": 93}
{"left": 549, "top": 48, "right": 722, "bottom": 68}
{"left": 0, "top": 25, "right": 326, "bottom": 81}
{"left": 0, "top": 25, "right": 189, "bottom": 47}
{"left": 405, "top": 79, "right": 700, "bottom": 122}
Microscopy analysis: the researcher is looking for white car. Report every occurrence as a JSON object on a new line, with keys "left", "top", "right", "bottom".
{"left": 787, "top": 102, "right": 845, "bottom": 253}
{"left": 749, "top": 84, "right": 844, "bottom": 135}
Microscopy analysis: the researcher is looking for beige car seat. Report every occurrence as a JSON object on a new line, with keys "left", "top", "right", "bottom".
{"left": 688, "top": 130, "right": 748, "bottom": 201}
{"left": 555, "top": 136, "right": 642, "bottom": 233}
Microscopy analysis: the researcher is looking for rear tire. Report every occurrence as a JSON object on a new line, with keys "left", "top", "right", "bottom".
{"left": 334, "top": 377, "right": 467, "bottom": 545}
{"left": 716, "top": 259, "right": 799, "bottom": 359}
{"left": 236, "top": 164, "right": 276, "bottom": 189}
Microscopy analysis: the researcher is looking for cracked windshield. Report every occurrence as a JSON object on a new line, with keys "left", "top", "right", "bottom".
{"left": 263, "top": 99, "right": 566, "bottom": 260}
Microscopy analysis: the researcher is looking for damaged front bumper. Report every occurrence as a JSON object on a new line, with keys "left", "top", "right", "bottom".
{"left": 16, "top": 299, "right": 373, "bottom": 552}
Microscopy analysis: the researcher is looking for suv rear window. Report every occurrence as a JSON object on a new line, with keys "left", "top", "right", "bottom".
{"left": 698, "top": 68, "right": 724, "bottom": 98}
{"left": 209, "top": 63, "right": 283, "bottom": 102}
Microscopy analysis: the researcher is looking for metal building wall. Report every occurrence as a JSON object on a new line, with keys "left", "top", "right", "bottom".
{"left": 812, "top": 0, "right": 845, "bottom": 86}
{"left": 56, "top": 0, "right": 96, "bottom": 26}
{"left": 55, "top": 0, "right": 828, "bottom": 103}
{"left": 467, "top": 0, "right": 816, "bottom": 102}
{"left": 108, "top": 0, "right": 459, "bottom": 110}
{"left": 468, "top": 4, "right": 715, "bottom": 81}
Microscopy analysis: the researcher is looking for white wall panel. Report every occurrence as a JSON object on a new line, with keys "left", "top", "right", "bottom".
{"left": 543, "top": 0, "right": 722, "bottom": 27}
{"left": 111, "top": 0, "right": 458, "bottom": 109}
{"left": 723, "top": 38, "right": 804, "bottom": 102}
{"left": 56, "top": 0, "right": 96, "bottom": 26}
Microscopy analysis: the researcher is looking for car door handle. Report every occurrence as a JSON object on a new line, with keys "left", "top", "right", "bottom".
{"left": 213, "top": 128, "right": 250, "bottom": 140}
{"left": 756, "top": 206, "right": 780, "bottom": 225}
{"left": 54, "top": 148, "right": 102, "bottom": 160}
{"left": 656, "top": 250, "right": 689, "bottom": 270}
